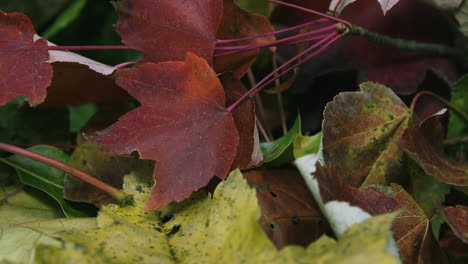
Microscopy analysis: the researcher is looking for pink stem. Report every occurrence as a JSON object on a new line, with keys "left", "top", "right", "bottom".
{"left": 115, "top": 61, "right": 137, "bottom": 69}
{"left": 250, "top": 32, "right": 345, "bottom": 96}
{"left": 268, "top": 0, "right": 352, "bottom": 28}
{"left": 215, "top": 19, "right": 330, "bottom": 44}
{"left": 0, "top": 142, "right": 131, "bottom": 203}
{"left": 214, "top": 24, "right": 337, "bottom": 54}
{"left": 48, "top": 45, "right": 131, "bottom": 51}
{"left": 227, "top": 31, "right": 344, "bottom": 112}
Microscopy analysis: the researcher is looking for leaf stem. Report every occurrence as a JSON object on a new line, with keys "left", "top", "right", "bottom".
{"left": 227, "top": 31, "right": 345, "bottom": 112}
{"left": 348, "top": 25, "right": 468, "bottom": 63}
{"left": 410, "top": 90, "right": 468, "bottom": 122}
{"left": 48, "top": 45, "right": 131, "bottom": 51}
{"left": 115, "top": 61, "right": 137, "bottom": 69}
{"left": 215, "top": 19, "right": 330, "bottom": 44}
{"left": 444, "top": 135, "right": 468, "bottom": 146}
{"left": 0, "top": 142, "right": 132, "bottom": 205}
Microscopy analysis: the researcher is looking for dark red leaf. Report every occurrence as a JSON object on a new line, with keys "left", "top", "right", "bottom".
{"left": 271, "top": 0, "right": 457, "bottom": 95}
{"left": 38, "top": 49, "right": 129, "bottom": 107}
{"left": 215, "top": 0, "right": 276, "bottom": 78}
{"left": 0, "top": 12, "right": 52, "bottom": 106}
{"left": 221, "top": 72, "right": 262, "bottom": 169}
{"left": 93, "top": 52, "right": 239, "bottom": 210}
{"left": 244, "top": 168, "right": 329, "bottom": 248}
{"left": 114, "top": 0, "right": 223, "bottom": 66}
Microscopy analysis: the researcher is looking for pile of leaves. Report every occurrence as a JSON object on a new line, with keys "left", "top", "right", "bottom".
{"left": 0, "top": 0, "right": 467, "bottom": 263}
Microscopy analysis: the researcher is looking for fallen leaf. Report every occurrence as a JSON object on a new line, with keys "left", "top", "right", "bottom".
{"left": 441, "top": 205, "right": 468, "bottom": 244}
{"left": 5, "top": 145, "right": 92, "bottom": 217}
{"left": 64, "top": 143, "right": 140, "bottom": 206}
{"left": 34, "top": 170, "right": 400, "bottom": 263}
{"left": 114, "top": 0, "right": 223, "bottom": 66}
{"left": 293, "top": 131, "right": 322, "bottom": 159}
{"left": 261, "top": 116, "right": 301, "bottom": 163}
{"left": 399, "top": 112, "right": 468, "bottom": 194}
{"left": 313, "top": 164, "right": 442, "bottom": 264}
{"left": 322, "top": 82, "right": 417, "bottom": 187}
{"left": 221, "top": 73, "right": 262, "bottom": 169}
{"left": 0, "top": 12, "right": 52, "bottom": 106}
{"left": 271, "top": 0, "right": 457, "bottom": 95}
{"left": 93, "top": 52, "right": 239, "bottom": 210}
{"left": 244, "top": 168, "right": 330, "bottom": 248}
{"left": 38, "top": 47, "right": 129, "bottom": 107}
{"left": 215, "top": 0, "right": 276, "bottom": 78}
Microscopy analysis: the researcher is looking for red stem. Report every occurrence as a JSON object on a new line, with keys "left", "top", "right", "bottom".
{"left": 227, "top": 31, "right": 345, "bottom": 112}
{"left": 0, "top": 142, "right": 131, "bottom": 203}
{"left": 15, "top": 143, "right": 77, "bottom": 149}
{"left": 48, "top": 45, "right": 131, "bottom": 51}
{"left": 214, "top": 25, "right": 337, "bottom": 56}
{"left": 215, "top": 19, "right": 330, "bottom": 44}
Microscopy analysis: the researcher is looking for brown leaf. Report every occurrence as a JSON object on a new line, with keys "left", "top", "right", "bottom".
{"left": 322, "top": 82, "right": 418, "bottom": 187}
{"left": 399, "top": 112, "right": 468, "bottom": 194}
{"left": 244, "top": 168, "right": 330, "bottom": 248}
{"left": 441, "top": 205, "right": 468, "bottom": 244}
{"left": 38, "top": 48, "right": 129, "bottom": 107}
{"left": 314, "top": 164, "right": 442, "bottom": 263}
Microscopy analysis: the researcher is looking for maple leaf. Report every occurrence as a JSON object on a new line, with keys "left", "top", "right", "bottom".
{"left": 93, "top": 52, "right": 239, "bottom": 210}
{"left": 271, "top": 0, "right": 457, "bottom": 95}
{"left": 0, "top": 12, "right": 52, "bottom": 106}
{"left": 39, "top": 47, "right": 129, "bottom": 107}
{"left": 399, "top": 111, "right": 468, "bottom": 194}
{"left": 314, "top": 164, "right": 443, "bottom": 263}
{"left": 244, "top": 168, "right": 330, "bottom": 249}
{"left": 440, "top": 205, "right": 468, "bottom": 244}
{"left": 215, "top": 0, "right": 276, "bottom": 78}
{"left": 221, "top": 73, "right": 263, "bottom": 169}
{"left": 322, "top": 82, "right": 418, "bottom": 187}
{"left": 33, "top": 170, "right": 400, "bottom": 264}
{"left": 114, "top": 0, "right": 223, "bottom": 66}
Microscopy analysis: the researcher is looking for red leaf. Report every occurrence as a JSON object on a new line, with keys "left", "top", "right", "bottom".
{"left": 221, "top": 73, "right": 262, "bottom": 169}
{"left": 114, "top": 0, "right": 223, "bottom": 66}
{"left": 215, "top": 0, "right": 276, "bottom": 77}
{"left": 39, "top": 48, "right": 129, "bottom": 107}
{"left": 0, "top": 12, "right": 52, "bottom": 106}
{"left": 93, "top": 52, "right": 239, "bottom": 210}
{"left": 271, "top": 0, "right": 457, "bottom": 95}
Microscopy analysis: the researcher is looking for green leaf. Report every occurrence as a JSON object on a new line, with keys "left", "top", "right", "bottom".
{"left": 236, "top": 0, "right": 270, "bottom": 16}
{"left": 261, "top": 116, "right": 301, "bottom": 163}
{"left": 447, "top": 74, "right": 468, "bottom": 157}
{"left": 0, "top": 98, "right": 71, "bottom": 145}
{"left": 293, "top": 131, "right": 322, "bottom": 158}
{"left": 34, "top": 170, "right": 400, "bottom": 263}
{"left": 68, "top": 103, "right": 98, "bottom": 133}
{"left": 0, "top": 182, "right": 96, "bottom": 264}
{"left": 42, "top": 0, "right": 88, "bottom": 39}
{"left": 5, "top": 145, "right": 93, "bottom": 217}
